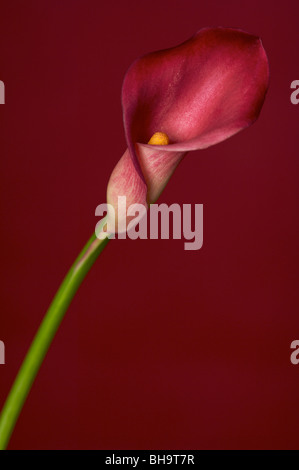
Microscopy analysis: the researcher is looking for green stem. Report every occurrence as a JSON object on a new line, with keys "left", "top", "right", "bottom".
{"left": 0, "top": 218, "right": 109, "bottom": 450}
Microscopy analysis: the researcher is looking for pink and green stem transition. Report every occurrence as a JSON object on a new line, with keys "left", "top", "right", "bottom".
{"left": 0, "top": 219, "right": 109, "bottom": 449}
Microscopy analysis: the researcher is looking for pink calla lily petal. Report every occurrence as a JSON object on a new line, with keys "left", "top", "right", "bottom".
{"left": 123, "top": 27, "right": 269, "bottom": 156}
{"left": 107, "top": 27, "right": 269, "bottom": 229}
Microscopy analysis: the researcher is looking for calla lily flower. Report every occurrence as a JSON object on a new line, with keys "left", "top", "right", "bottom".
{"left": 107, "top": 27, "right": 269, "bottom": 230}
{"left": 0, "top": 27, "right": 269, "bottom": 450}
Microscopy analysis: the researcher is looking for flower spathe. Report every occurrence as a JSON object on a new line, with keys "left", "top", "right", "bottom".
{"left": 107, "top": 27, "right": 269, "bottom": 230}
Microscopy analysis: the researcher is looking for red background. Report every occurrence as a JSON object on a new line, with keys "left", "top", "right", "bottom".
{"left": 0, "top": 0, "right": 299, "bottom": 450}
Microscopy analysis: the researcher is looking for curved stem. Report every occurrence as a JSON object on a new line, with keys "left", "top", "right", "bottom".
{"left": 0, "top": 218, "right": 109, "bottom": 450}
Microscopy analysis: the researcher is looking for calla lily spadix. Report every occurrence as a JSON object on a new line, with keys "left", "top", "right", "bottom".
{"left": 107, "top": 27, "right": 269, "bottom": 230}
{"left": 0, "top": 26, "right": 269, "bottom": 450}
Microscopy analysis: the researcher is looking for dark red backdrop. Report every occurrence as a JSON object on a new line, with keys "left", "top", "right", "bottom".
{"left": 1, "top": 0, "right": 298, "bottom": 450}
